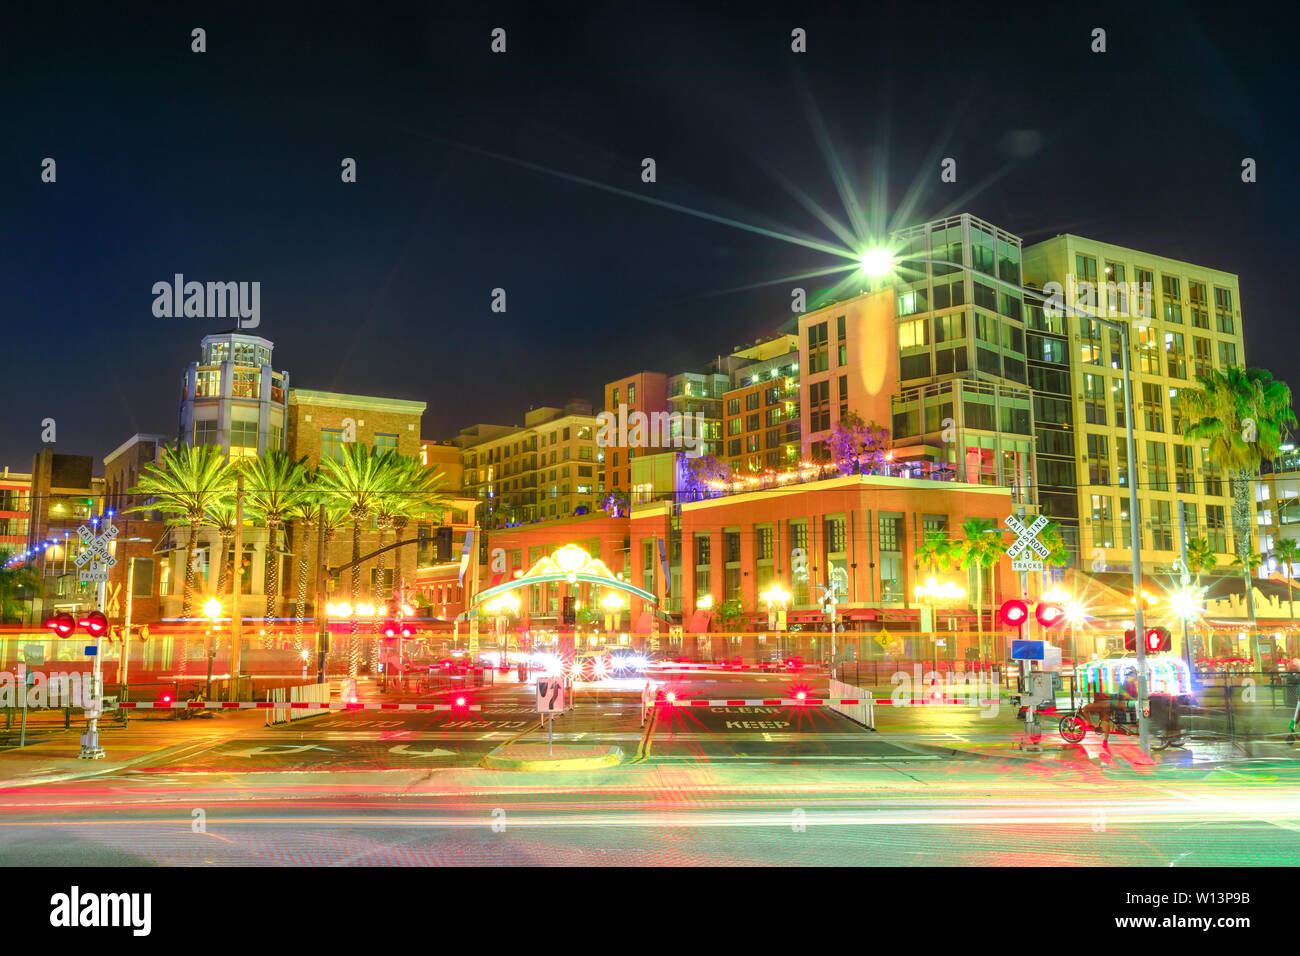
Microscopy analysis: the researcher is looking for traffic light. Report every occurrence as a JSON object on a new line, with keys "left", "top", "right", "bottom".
{"left": 999, "top": 599, "right": 1029, "bottom": 628}
{"left": 381, "top": 620, "right": 413, "bottom": 639}
{"left": 1035, "top": 602, "right": 1065, "bottom": 627}
{"left": 1123, "top": 627, "right": 1171, "bottom": 653}
{"left": 561, "top": 596, "right": 577, "bottom": 627}
{"left": 79, "top": 611, "right": 109, "bottom": 638}
{"left": 436, "top": 527, "right": 453, "bottom": 562}
{"left": 44, "top": 612, "right": 75, "bottom": 638}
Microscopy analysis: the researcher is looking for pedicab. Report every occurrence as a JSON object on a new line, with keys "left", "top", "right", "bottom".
{"left": 1054, "top": 655, "right": 1195, "bottom": 749}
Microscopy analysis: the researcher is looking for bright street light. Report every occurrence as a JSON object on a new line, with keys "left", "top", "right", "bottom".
{"left": 1170, "top": 586, "right": 1206, "bottom": 620}
{"left": 858, "top": 247, "right": 894, "bottom": 277}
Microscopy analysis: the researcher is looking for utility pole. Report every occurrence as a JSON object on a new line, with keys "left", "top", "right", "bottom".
{"left": 1178, "top": 501, "right": 1194, "bottom": 673}
{"left": 228, "top": 472, "right": 244, "bottom": 702}
{"left": 121, "top": 556, "right": 135, "bottom": 720}
{"left": 1118, "top": 321, "right": 1150, "bottom": 755}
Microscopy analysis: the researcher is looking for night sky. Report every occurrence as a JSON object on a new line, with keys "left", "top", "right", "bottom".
{"left": 4, "top": 0, "right": 1298, "bottom": 472}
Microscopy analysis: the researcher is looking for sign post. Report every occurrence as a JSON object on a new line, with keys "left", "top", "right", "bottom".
{"left": 75, "top": 516, "right": 117, "bottom": 760}
{"left": 537, "top": 676, "right": 566, "bottom": 756}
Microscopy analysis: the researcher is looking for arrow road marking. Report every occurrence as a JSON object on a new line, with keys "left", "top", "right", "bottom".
{"left": 226, "top": 744, "right": 336, "bottom": 757}
{"left": 389, "top": 744, "right": 455, "bottom": 758}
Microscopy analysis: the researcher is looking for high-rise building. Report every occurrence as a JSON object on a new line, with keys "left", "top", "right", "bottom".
{"left": 720, "top": 334, "right": 801, "bottom": 475}
{"left": 457, "top": 401, "right": 600, "bottom": 526}
{"left": 799, "top": 213, "right": 1037, "bottom": 501}
{"left": 178, "top": 332, "right": 290, "bottom": 458}
{"left": 1021, "top": 235, "right": 1248, "bottom": 573}
{"left": 601, "top": 372, "right": 669, "bottom": 491}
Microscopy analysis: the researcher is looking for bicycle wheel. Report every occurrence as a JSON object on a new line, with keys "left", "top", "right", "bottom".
{"left": 1059, "top": 715, "right": 1088, "bottom": 743}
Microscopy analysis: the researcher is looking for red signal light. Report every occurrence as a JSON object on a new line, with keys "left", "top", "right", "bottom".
{"left": 1145, "top": 627, "right": 1171, "bottom": 653}
{"left": 45, "top": 612, "right": 76, "bottom": 638}
{"left": 1035, "top": 602, "right": 1064, "bottom": 627}
{"left": 400, "top": 623, "right": 413, "bottom": 638}
{"left": 999, "top": 599, "right": 1029, "bottom": 627}
{"left": 454, "top": 696, "right": 467, "bottom": 708}
{"left": 382, "top": 620, "right": 397, "bottom": 638}
{"left": 79, "top": 611, "right": 109, "bottom": 638}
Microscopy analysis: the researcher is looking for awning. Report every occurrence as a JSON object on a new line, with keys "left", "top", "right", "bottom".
{"left": 687, "top": 610, "right": 712, "bottom": 633}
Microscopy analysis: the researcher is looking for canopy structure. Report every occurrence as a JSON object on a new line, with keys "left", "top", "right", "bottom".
{"left": 459, "top": 544, "right": 666, "bottom": 621}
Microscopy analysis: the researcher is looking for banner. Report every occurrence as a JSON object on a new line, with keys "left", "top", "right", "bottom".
{"left": 458, "top": 529, "right": 474, "bottom": 586}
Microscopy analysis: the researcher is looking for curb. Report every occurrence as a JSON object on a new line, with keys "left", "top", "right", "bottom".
{"left": 480, "top": 745, "right": 624, "bottom": 772}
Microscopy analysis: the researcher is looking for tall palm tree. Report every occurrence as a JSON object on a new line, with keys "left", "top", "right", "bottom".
{"left": 389, "top": 458, "right": 448, "bottom": 593}
{"left": 288, "top": 483, "right": 347, "bottom": 640}
{"left": 204, "top": 499, "right": 239, "bottom": 596}
{"left": 1184, "top": 536, "right": 1218, "bottom": 657}
{"left": 955, "top": 517, "right": 1007, "bottom": 659}
{"left": 318, "top": 444, "right": 400, "bottom": 675}
{"left": 1273, "top": 537, "right": 1300, "bottom": 630}
{"left": 1183, "top": 366, "right": 1296, "bottom": 659}
{"left": 240, "top": 450, "right": 312, "bottom": 620}
{"left": 129, "top": 443, "right": 235, "bottom": 618}
{"left": 0, "top": 551, "right": 40, "bottom": 625}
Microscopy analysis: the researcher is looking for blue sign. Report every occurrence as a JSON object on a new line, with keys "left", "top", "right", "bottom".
{"left": 84, "top": 646, "right": 97, "bottom": 657}
{"left": 1011, "top": 640, "right": 1044, "bottom": 660}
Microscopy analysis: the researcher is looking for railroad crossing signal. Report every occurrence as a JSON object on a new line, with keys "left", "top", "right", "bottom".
{"left": 74, "top": 519, "right": 118, "bottom": 583}
{"left": 1005, "top": 513, "right": 1049, "bottom": 572}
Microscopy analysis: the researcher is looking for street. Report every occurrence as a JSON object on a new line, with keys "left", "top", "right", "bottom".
{"left": 3, "top": 669, "right": 1299, "bottom": 866}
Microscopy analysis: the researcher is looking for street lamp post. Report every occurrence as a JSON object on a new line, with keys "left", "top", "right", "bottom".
{"left": 203, "top": 596, "right": 221, "bottom": 700}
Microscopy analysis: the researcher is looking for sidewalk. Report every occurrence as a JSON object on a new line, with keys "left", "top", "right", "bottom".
{"left": 874, "top": 697, "right": 1300, "bottom": 770}
{"left": 0, "top": 711, "right": 263, "bottom": 789}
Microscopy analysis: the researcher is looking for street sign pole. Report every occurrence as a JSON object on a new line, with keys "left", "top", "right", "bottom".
{"left": 77, "top": 515, "right": 116, "bottom": 760}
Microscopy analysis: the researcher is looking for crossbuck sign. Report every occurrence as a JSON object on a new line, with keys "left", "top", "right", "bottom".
{"left": 1005, "top": 513, "right": 1048, "bottom": 573}
{"left": 73, "top": 518, "right": 118, "bottom": 584}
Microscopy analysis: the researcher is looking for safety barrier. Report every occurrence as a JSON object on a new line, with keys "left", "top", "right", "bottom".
{"left": 827, "top": 678, "right": 875, "bottom": 729}
{"left": 118, "top": 701, "right": 481, "bottom": 711}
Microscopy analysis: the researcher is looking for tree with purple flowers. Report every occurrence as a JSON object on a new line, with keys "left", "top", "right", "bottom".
{"left": 829, "top": 412, "right": 890, "bottom": 476}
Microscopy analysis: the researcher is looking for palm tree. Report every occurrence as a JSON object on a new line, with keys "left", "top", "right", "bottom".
{"left": 1038, "top": 521, "right": 1071, "bottom": 574}
{"left": 129, "top": 443, "right": 236, "bottom": 618}
{"left": 388, "top": 458, "right": 448, "bottom": 598}
{"left": 240, "top": 450, "right": 312, "bottom": 621}
{"left": 1273, "top": 538, "right": 1300, "bottom": 629}
{"left": 288, "top": 482, "right": 347, "bottom": 640}
{"left": 955, "top": 517, "right": 1007, "bottom": 659}
{"left": 204, "top": 499, "right": 239, "bottom": 596}
{"left": 318, "top": 444, "right": 400, "bottom": 675}
{"left": 1184, "top": 536, "right": 1218, "bottom": 657}
{"left": 914, "top": 530, "right": 955, "bottom": 575}
{"left": 1182, "top": 366, "right": 1295, "bottom": 660}
{"left": 0, "top": 551, "right": 40, "bottom": 625}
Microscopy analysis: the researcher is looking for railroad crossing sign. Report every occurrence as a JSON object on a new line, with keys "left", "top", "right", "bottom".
{"left": 74, "top": 519, "right": 118, "bottom": 583}
{"left": 1005, "top": 513, "right": 1049, "bottom": 573}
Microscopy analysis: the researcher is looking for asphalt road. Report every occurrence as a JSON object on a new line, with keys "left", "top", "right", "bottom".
{"left": 2, "top": 669, "right": 1299, "bottom": 865}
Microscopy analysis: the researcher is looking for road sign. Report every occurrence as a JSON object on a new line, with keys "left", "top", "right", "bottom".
{"left": 75, "top": 520, "right": 118, "bottom": 584}
{"left": 1005, "top": 513, "right": 1050, "bottom": 564}
{"left": 1011, "top": 557, "right": 1045, "bottom": 573}
{"left": 537, "top": 677, "right": 566, "bottom": 714}
{"left": 22, "top": 644, "right": 44, "bottom": 665}
{"left": 874, "top": 628, "right": 891, "bottom": 649}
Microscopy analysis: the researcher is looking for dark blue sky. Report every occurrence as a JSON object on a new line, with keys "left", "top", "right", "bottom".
{"left": 4, "top": 0, "right": 1297, "bottom": 471}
